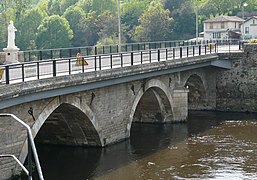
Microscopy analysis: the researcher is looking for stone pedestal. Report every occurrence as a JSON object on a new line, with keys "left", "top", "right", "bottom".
{"left": 3, "top": 47, "right": 20, "bottom": 64}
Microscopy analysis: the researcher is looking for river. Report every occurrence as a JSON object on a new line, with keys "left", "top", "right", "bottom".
{"left": 32, "top": 111, "right": 257, "bottom": 180}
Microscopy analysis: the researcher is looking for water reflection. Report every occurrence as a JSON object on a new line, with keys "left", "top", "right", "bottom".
{"left": 32, "top": 111, "right": 257, "bottom": 180}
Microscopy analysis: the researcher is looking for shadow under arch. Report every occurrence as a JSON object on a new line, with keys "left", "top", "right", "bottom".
{"left": 18, "top": 97, "right": 102, "bottom": 165}
{"left": 184, "top": 74, "right": 206, "bottom": 110}
{"left": 126, "top": 79, "right": 173, "bottom": 137}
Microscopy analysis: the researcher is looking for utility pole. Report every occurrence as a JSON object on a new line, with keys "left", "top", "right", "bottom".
{"left": 117, "top": 0, "right": 121, "bottom": 52}
{"left": 196, "top": 0, "right": 199, "bottom": 43}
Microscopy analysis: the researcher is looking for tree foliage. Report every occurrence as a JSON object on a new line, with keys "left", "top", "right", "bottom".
{"left": 36, "top": 15, "right": 73, "bottom": 49}
{"left": 131, "top": 0, "right": 173, "bottom": 41}
{"left": 1, "top": 0, "right": 257, "bottom": 50}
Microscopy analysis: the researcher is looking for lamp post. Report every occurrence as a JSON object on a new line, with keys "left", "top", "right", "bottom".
{"left": 117, "top": 0, "right": 121, "bottom": 52}
{"left": 196, "top": 0, "right": 199, "bottom": 43}
{"left": 242, "top": 2, "right": 248, "bottom": 41}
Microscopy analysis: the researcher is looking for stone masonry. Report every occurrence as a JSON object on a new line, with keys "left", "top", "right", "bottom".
{"left": 216, "top": 44, "right": 257, "bottom": 112}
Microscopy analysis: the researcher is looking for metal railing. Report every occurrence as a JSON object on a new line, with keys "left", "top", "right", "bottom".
{"left": 22, "top": 40, "right": 240, "bottom": 62}
{"left": 0, "top": 113, "right": 44, "bottom": 180}
{"left": 0, "top": 154, "right": 29, "bottom": 176}
{"left": 0, "top": 41, "right": 243, "bottom": 85}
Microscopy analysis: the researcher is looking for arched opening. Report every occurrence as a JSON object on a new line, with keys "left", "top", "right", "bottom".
{"left": 35, "top": 103, "right": 101, "bottom": 147}
{"left": 133, "top": 87, "right": 172, "bottom": 124}
{"left": 185, "top": 74, "right": 206, "bottom": 110}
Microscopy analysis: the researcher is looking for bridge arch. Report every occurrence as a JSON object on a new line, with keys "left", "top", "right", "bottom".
{"left": 184, "top": 74, "right": 207, "bottom": 110}
{"left": 126, "top": 79, "right": 173, "bottom": 136}
{"left": 18, "top": 96, "right": 102, "bottom": 164}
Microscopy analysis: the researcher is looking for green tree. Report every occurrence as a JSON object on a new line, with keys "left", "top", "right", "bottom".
{"left": 172, "top": 1, "right": 196, "bottom": 39}
{"left": 16, "top": 7, "right": 47, "bottom": 50}
{"left": 77, "top": 0, "right": 117, "bottom": 15}
{"left": 78, "top": 11, "right": 99, "bottom": 46}
{"left": 36, "top": 15, "right": 73, "bottom": 49}
{"left": 97, "top": 11, "right": 119, "bottom": 39}
{"left": 121, "top": 0, "right": 151, "bottom": 42}
{"left": 131, "top": 0, "right": 173, "bottom": 42}
{"left": 63, "top": 5, "right": 86, "bottom": 46}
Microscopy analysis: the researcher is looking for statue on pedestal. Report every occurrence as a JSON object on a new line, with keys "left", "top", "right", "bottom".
{"left": 3, "top": 21, "right": 20, "bottom": 64}
{"left": 7, "top": 21, "right": 18, "bottom": 49}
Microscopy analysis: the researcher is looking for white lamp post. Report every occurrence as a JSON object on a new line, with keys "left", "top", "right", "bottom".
{"left": 242, "top": 2, "right": 248, "bottom": 41}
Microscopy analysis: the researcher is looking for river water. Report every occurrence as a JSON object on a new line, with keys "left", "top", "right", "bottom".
{"left": 33, "top": 111, "right": 257, "bottom": 180}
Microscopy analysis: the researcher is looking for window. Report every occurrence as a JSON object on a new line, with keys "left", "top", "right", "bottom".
{"left": 235, "top": 22, "right": 237, "bottom": 28}
{"left": 253, "top": 20, "right": 255, "bottom": 24}
{"left": 213, "top": 32, "right": 221, "bottom": 39}
{"left": 210, "top": 23, "right": 213, "bottom": 29}
{"left": 221, "top": 22, "right": 225, "bottom": 29}
{"left": 245, "top": 27, "right": 249, "bottom": 34}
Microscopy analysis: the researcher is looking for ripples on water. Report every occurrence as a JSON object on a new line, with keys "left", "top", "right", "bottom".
{"left": 33, "top": 111, "right": 257, "bottom": 180}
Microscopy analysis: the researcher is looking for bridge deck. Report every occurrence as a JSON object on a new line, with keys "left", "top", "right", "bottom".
{"left": 0, "top": 51, "right": 236, "bottom": 109}
{"left": 0, "top": 44, "right": 241, "bottom": 85}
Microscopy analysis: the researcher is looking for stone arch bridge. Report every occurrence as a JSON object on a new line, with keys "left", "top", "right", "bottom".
{"left": 0, "top": 53, "right": 233, "bottom": 178}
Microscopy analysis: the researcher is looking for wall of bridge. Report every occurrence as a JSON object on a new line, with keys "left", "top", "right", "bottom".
{"left": 0, "top": 64, "right": 218, "bottom": 179}
{"left": 216, "top": 44, "right": 257, "bottom": 112}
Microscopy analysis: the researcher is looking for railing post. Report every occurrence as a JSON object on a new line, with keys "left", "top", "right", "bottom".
{"left": 141, "top": 51, "right": 143, "bottom": 64}
{"left": 53, "top": 60, "right": 56, "bottom": 77}
{"left": 59, "top": 49, "right": 62, "bottom": 58}
{"left": 95, "top": 46, "right": 97, "bottom": 55}
{"left": 110, "top": 54, "right": 113, "bottom": 69}
{"left": 5, "top": 66, "right": 9, "bottom": 84}
{"left": 158, "top": 49, "right": 160, "bottom": 61}
{"left": 86, "top": 48, "right": 89, "bottom": 56}
{"left": 180, "top": 47, "right": 182, "bottom": 58}
{"left": 205, "top": 45, "right": 207, "bottom": 54}
{"left": 103, "top": 46, "right": 105, "bottom": 54}
{"left": 50, "top": 50, "right": 53, "bottom": 59}
{"left": 166, "top": 49, "right": 168, "bottom": 60}
{"left": 69, "top": 59, "right": 71, "bottom": 74}
{"left": 37, "top": 62, "right": 40, "bottom": 79}
{"left": 22, "top": 64, "right": 25, "bottom": 82}
{"left": 39, "top": 51, "right": 42, "bottom": 60}
{"left": 82, "top": 57, "right": 85, "bottom": 73}
{"left": 199, "top": 45, "right": 201, "bottom": 55}
{"left": 193, "top": 46, "right": 195, "bottom": 56}
{"left": 28, "top": 52, "right": 31, "bottom": 62}
{"left": 99, "top": 56, "right": 101, "bottom": 70}
{"left": 131, "top": 52, "right": 133, "bottom": 65}
{"left": 69, "top": 49, "right": 72, "bottom": 57}
{"left": 117, "top": 45, "right": 119, "bottom": 53}
{"left": 125, "top": 44, "right": 127, "bottom": 52}
{"left": 173, "top": 48, "right": 175, "bottom": 59}
{"left": 121, "top": 53, "right": 123, "bottom": 67}
{"left": 149, "top": 50, "right": 152, "bottom": 62}
{"left": 94, "top": 56, "right": 97, "bottom": 71}
{"left": 110, "top": 45, "right": 112, "bottom": 53}
{"left": 187, "top": 47, "right": 189, "bottom": 57}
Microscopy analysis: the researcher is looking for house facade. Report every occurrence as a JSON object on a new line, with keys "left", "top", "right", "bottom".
{"left": 204, "top": 16, "right": 244, "bottom": 41}
{"left": 240, "top": 16, "right": 257, "bottom": 39}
